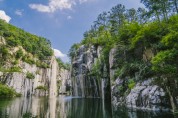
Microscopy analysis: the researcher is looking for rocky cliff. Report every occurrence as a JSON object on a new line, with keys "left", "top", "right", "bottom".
{"left": 0, "top": 35, "right": 70, "bottom": 97}
{"left": 71, "top": 45, "right": 111, "bottom": 99}
{"left": 109, "top": 48, "right": 171, "bottom": 111}
{"left": 0, "top": 56, "right": 66, "bottom": 97}
{"left": 70, "top": 45, "right": 171, "bottom": 111}
{"left": 58, "top": 69, "right": 71, "bottom": 94}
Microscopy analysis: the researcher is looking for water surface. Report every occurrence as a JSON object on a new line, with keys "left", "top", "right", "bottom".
{"left": 0, "top": 96, "right": 176, "bottom": 118}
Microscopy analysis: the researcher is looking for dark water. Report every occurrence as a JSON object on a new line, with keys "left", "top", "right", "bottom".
{"left": 0, "top": 96, "right": 176, "bottom": 118}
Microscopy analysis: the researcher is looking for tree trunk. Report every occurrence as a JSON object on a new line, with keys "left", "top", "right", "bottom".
{"left": 162, "top": 2, "right": 168, "bottom": 21}
{"left": 166, "top": 86, "right": 177, "bottom": 112}
{"left": 155, "top": 10, "right": 160, "bottom": 22}
{"left": 174, "top": 0, "right": 178, "bottom": 14}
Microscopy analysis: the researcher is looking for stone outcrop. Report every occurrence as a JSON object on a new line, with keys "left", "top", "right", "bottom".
{"left": 0, "top": 36, "right": 6, "bottom": 45}
{"left": 0, "top": 56, "right": 70, "bottom": 97}
{"left": 58, "top": 69, "right": 71, "bottom": 94}
{"left": 109, "top": 48, "right": 170, "bottom": 111}
{"left": 126, "top": 80, "right": 167, "bottom": 110}
{"left": 112, "top": 78, "right": 170, "bottom": 111}
{"left": 70, "top": 44, "right": 171, "bottom": 110}
{"left": 71, "top": 45, "right": 110, "bottom": 99}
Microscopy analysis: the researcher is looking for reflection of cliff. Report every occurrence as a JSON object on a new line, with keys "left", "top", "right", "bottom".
{"left": 0, "top": 96, "right": 112, "bottom": 118}
{"left": 112, "top": 106, "right": 174, "bottom": 118}
{"left": 0, "top": 97, "right": 47, "bottom": 118}
{"left": 0, "top": 97, "right": 58, "bottom": 118}
{"left": 0, "top": 96, "right": 173, "bottom": 118}
{"left": 66, "top": 98, "right": 111, "bottom": 118}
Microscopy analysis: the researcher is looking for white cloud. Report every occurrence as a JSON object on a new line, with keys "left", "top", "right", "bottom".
{"left": 0, "top": 10, "right": 11, "bottom": 23}
{"left": 53, "top": 48, "right": 67, "bottom": 58}
{"left": 29, "top": 0, "right": 75, "bottom": 13}
{"left": 29, "top": 0, "right": 93, "bottom": 13}
{"left": 15, "top": 10, "right": 23, "bottom": 16}
{"left": 61, "top": 56, "right": 69, "bottom": 63}
{"left": 53, "top": 48, "right": 69, "bottom": 62}
{"left": 79, "top": 0, "right": 88, "bottom": 4}
{"left": 29, "top": 4, "right": 51, "bottom": 13}
{"left": 67, "top": 15, "right": 72, "bottom": 20}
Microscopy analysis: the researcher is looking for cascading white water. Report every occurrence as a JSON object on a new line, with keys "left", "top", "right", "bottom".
{"left": 101, "top": 79, "right": 107, "bottom": 117}
{"left": 71, "top": 45, "right": 105, "bottom": 98}
{"left": 79, "top": 74, "right": 85, "bottom": 97}
{"left": 74, "top": 77, "right": 78, "bottom": 96}
{"left": 101, "top": 79, "right": 105, "bottom": 100}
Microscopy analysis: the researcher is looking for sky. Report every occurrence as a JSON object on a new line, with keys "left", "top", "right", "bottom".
{"left": 0, "top": 0, "right": 144, "bottom": 62}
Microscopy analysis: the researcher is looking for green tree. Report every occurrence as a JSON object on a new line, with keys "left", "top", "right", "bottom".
{"left": 125, "top": 8, "right": 137, "bottom": 22}
{"left": 109, "top": 4, "right": 126, "bottom": 34}
{"left": 16, "top": 49, "right": 23, "bottom": 59}
{"left": 169, "top": 0, "right": 178, "bottom": 14}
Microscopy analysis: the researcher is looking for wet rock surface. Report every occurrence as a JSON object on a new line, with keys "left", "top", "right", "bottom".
{"left": 71, "top": 45, "right": 110, "bottom": 99}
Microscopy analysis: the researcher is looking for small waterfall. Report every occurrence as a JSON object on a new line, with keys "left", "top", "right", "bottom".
{"left": 74, "top": 77, "right": 78, "bottom": 96}
{"left": 71, "top": 45, "right": 104, "bottom": 98}
{"left": 79, "top": 74, "right": 85, "bottom": 97}
{"left": 101, "top": 79, "right": 105, "bottom": 100}
{"left": 101, "top": 79, "right": 107, "bottom": 117}
{"left": 93, "top": 78, "right": 98, "bottom": 97}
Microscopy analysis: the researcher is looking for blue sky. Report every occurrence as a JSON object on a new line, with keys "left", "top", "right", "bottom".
{"left": 0, "top": 0, "right": 144, "bottom": 62}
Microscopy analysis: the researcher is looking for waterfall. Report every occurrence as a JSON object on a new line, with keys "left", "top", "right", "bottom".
{"left": 71, "top": 45, "right": 105, "bottom": 98}
{"left": 79, "top": 74, "right": 85, "bottom": 97}
{"left": 101, "top": 79, "right": 107, "bottom": 117}
{"left": 74, "top": 77, "right": 78, "bottom": 96}
{"left": 101, "top": 79, "right": 105, "bottom": 100}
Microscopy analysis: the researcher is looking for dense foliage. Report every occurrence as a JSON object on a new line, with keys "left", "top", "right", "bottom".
{"left": 0, "top": 84, "right": 21, "bottom": 97}
{"left": 0, "top": 19, "right": 53, "bottom": 59}
{"left": 56, "top": 58, "right": 70, "bottom": 70}
{"left": 69, "top": 0, "right": 178, "bottom": 112}
{"left": 26, "top": 72, "right": 35, "bottom": 79}
{"left": 0, "top": 19, "right": 53, "bottom": 69}
{"left": 0, "top": 19, "right": 69, "bottom": 70}
{"left": 35, "top": 86, "right": 48, "bottom": 91}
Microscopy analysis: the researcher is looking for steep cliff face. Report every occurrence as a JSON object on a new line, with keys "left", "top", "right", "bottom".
{"left": 71, "top": 44, "right": 171, "bottom": 110}
{"left": 71, "top": 45, "right": 110, "bottom": 99}
{"left": 0, "top": 19, "right": 73, "bottom": 97}
{"left": 58, "top": 69, "right": 71, "bottom": 94}
{"left": 0, "top": 56, "right": 60, "bottom": 97}
{"left": 109, "top": 48, "right": 170, "bottom": 111}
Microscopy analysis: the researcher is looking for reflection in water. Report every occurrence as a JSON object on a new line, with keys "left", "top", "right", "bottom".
{"left": 112, "top": 106, "right": 176, "bottom": 118}
{"left": 0, "top": 96, "right": 111, "bottom": 118}
{"left": 0, "top": 96, "right": 176, "bottom": 118}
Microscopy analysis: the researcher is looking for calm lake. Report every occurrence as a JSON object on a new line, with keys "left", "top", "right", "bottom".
{"left": 0, "top": 96, "right": 176, "bottom": 118}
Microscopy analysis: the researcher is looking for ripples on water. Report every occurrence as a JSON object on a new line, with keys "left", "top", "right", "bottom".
{"left": 0, "top": 96, "right": 176, "bottom": 118}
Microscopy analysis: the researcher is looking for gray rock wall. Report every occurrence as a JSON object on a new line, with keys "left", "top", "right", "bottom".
{"left": 0, "top": 56, "right": 69, "bottom": 97}
{"left": 109, "top": 48, "right": 170, "bottom": 111}
{"left": 71, "top": 45, "right": 99, "bottom": 97}
{"left": 71, "top": 45, "right": 110, "bottom": 98}
{"left": 58, "top": 69, "right": 71, "bottom": 94}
